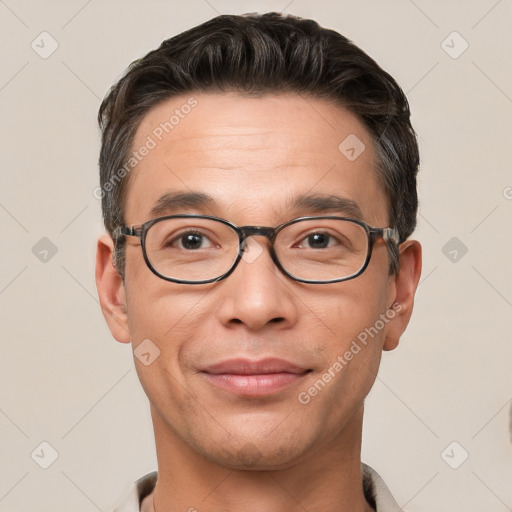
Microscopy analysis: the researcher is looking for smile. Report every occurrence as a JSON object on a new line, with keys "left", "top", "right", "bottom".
{"left": 201, "top": 357, "right": 312, "bottom": 397}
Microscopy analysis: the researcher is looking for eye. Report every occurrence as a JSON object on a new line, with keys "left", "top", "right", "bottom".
{"left": 304, "top": 232, "right": 330, "bottom": 249}
{"left": 169, "top": 230, "right": 215, "bottom": 250}
{"left": 297, "top": 231, "right": 341, "bottom": 249}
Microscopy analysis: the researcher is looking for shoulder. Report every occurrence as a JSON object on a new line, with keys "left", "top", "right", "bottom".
{"left": 113, "top": 471, "right": 158, "bottom": 512}
{"left": 362, "top": 463, "right": 403, "bottom": 512}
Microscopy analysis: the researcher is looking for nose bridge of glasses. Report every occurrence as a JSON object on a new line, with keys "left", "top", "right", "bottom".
{"left": 239, "top": 225, "right": 276, "bottom": 241}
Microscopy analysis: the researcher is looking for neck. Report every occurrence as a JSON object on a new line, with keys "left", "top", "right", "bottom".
{"left": 149, "top": 404, "right": 373, "bottom": 512}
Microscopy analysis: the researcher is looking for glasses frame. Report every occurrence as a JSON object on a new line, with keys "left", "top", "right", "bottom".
{"left": 114, "top": 214, "right": 400, "bottom": 285}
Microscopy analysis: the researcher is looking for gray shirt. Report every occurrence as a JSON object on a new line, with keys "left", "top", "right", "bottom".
{"left": 113, "top": 463, "right": 403, "bottom": 512}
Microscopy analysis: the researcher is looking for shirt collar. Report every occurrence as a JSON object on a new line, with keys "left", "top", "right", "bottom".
{"left": 114, "top": 463, "right": 401, "bottom": 512}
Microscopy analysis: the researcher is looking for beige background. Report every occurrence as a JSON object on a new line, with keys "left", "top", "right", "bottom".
{"left": 1, "top": 0, "right": 511, "bottom": 511}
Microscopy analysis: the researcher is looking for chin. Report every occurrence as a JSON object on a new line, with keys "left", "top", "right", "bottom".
{"left": 195, "top": 429, "right": 313, "bottom": 471}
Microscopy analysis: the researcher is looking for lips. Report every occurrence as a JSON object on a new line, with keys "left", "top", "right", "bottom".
{"left": 201, "top": 358, "right": 311, "bottom": 397}
{"left": 202, "top": 358, "right": 309, "bottom": 375}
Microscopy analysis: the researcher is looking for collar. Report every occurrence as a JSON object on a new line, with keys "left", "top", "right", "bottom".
{"left": 114, "top": 463, "right": 402, "bottom": 512}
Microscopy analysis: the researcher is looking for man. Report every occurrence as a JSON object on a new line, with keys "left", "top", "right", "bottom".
{"left": 95, "top": 12, "right": 422, "bottom": 512}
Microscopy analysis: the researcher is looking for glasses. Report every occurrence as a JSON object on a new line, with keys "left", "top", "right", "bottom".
{"left": 114, "top": 214, "right": 399, "bottom": 285}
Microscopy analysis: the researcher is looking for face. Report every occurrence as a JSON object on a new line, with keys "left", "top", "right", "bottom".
{"left": 98, "top": 91, "right": 418, "bottom": 471}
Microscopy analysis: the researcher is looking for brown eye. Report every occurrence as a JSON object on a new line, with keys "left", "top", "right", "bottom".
{"left": 304, "top": 233, "right": 331, "bottom": 249}
{"left": 178, "top": 232, "right": 205, "bottom": 250}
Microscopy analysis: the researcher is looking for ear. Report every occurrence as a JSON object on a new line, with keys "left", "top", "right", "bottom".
{"left": 383, "top": 240, "right": 422, "bottom": 351}
{"left": 95, "top": 233, "right": 130, "bottom": 344}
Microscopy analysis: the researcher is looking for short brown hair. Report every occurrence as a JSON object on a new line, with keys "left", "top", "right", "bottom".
{"left": 98, "top": 12, "right": 419, "bottom": 278}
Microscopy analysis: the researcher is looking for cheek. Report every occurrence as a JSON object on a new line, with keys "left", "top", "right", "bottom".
{"left": 306, "top": 273, "right": 389, "bottom": 347}
{"left": 301, "top": 274, "right": 391, "bottom": 395}
{"left": 296, "top": 297, "right": 387, "bottom": 433}
{"left": 125, "top": 286, "right": 208, "bottom": 412}
{"left": 124, "top": 272, "right": 219, "bottom": 382}
{"left": 124, "top": 248, "right": 196, "bottom": 340}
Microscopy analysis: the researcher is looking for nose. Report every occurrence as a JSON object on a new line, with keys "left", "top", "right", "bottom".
{"left": 215, "top": 236, "right": 299, "bottom": 331}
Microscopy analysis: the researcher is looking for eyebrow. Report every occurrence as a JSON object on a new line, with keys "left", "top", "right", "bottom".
{"left": 148, "top": 191, "right": 364, "bottom": 222}
{"left": 286, "top": 193, "right": 364, "bottom": 221}
{"left": 149, "top": 191, "right": 216, "bottom": 217}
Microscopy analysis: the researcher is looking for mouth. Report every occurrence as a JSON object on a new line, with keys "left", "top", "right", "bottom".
{"left": 200, "top": 357, "right": 312, "bottom": 397}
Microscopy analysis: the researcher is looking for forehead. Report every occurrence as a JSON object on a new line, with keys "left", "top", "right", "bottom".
{"left": 125, "top": 92, "right": 388, "bottom": 226}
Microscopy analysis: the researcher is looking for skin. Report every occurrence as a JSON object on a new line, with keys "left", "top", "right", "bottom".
{"left": 96, "top": 92, "right": 422, "bottom": 512}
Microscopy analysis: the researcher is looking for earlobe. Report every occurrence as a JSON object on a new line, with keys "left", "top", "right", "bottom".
{"left": 383, "top": 240, "right": 422, "bottom": 351}
{"left": 95, "top": 233, "right": 131, "bottom": 344}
